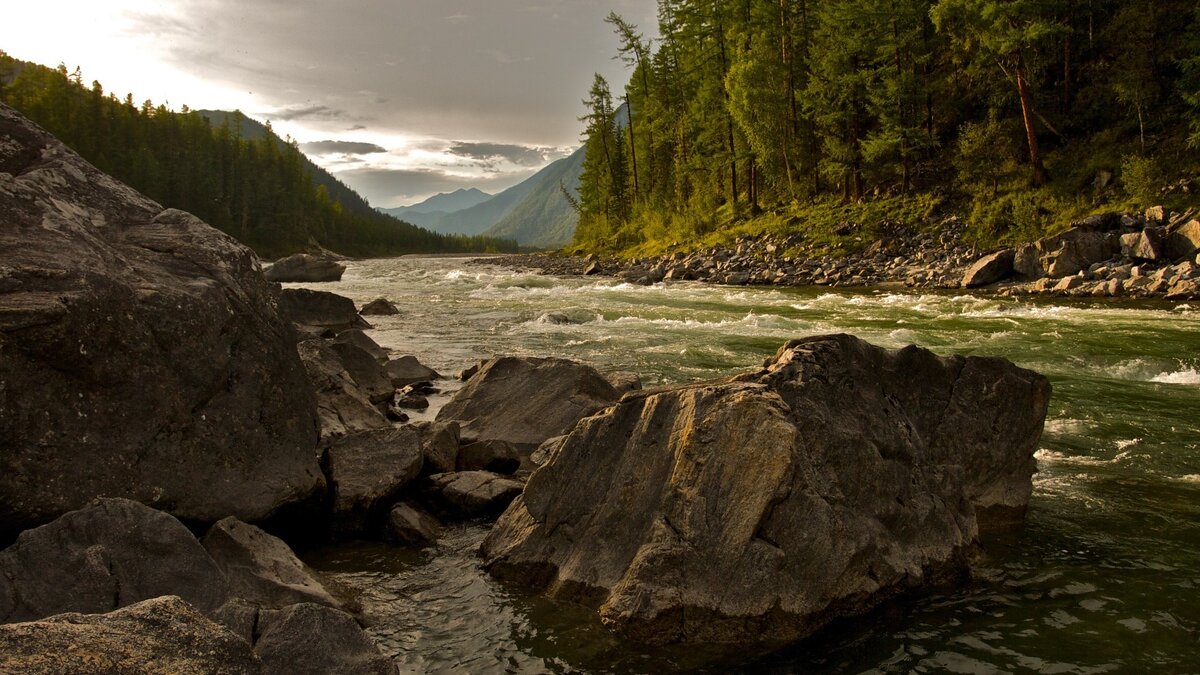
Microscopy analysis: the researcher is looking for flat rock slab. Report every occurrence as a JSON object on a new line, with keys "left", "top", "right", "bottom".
{"left": 0, "top": 596, "right": 261, "bottom": 675}
{"left": 385, "top": 355, "right": 441, "bottom": 388}
{"left": 482, "top": 334, "right": 1050, "bottom": 645}
{"left": 426, "top": 471, "right": 523, "bottom": 519}
{"left": 280, "top": 288, "right": 370, "bottom": 332}
{"left": 0, "top": 104, "right": 324, "bottom": 540}
{"left": 436, "top": 356, "right": 618, "bottom": 451}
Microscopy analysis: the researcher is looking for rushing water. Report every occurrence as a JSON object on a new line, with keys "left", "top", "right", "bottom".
{"left": 299, "top": 255, "right": 1200, "bottom": 674}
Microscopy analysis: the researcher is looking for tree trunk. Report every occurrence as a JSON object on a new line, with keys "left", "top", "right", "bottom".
{"left": 1015, "top": 52, "right": 1049, "bottom": 187}
{"left": 1063, "top": 0, "right": 1074, "bottom": 111}
{"left": 716, "top": 18, "right": 738, "bottom": 206}
{"left": 625, "top": 94, "right": 640, "bottom": 199}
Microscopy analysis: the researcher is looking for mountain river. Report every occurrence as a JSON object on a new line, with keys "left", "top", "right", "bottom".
{"left": 297, "top": 255, "right": 1200, "bottom": 674}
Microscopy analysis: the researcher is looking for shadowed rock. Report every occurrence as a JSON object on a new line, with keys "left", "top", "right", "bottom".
{"left": 202, "top": 517, "right": 341, "bottom": 610}
{"left": 0, "top": 596, "right": 261, "bottom": 675}
{"left": 298, "top": 339, "right": 390, "bottom": 441}
{"left": 425, "top": 472, "right": 523, "bottom": 520}
{"left": 360, "top": 297, "right": 401, "bottom": 315}
{"left": 0, "top": 104, "right": 324, "bottom": 540}
{"left": 385, "top": 355, "right": 441, "bottom": 388}
{"left": 333, "top": 329, "right": 390, "bottom": 362}
{"left": 254, "top": 603, "right": 394, "bottom": 675}
{"left": 385, "top": 503, "right": 441, "bottom": 546}
{"left": 279, "top": 288, "right": 370, "bottom": 333}
{"left": 482, "top": 334, "right": 1050, "bottom": 645}
{"left": 322, "top": 428, "right": 424, "bottom": 534}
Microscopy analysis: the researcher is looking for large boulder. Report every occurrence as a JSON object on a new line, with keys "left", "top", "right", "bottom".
{"left": 385, "top": 355, "right": 441, "bottom": 388}
{"left": 436, "top": 356, "right": 619, "bottom": 450}
{"left": 333, "top": 329, "right": 390, "bottom": 362}
{"left": 1040, "top": 228, "right": 1121, "bottom": 278}
{"left": 279, "top": 288, "right": 370, "bottom": 333}
{"left": 329, "top": 340, "right": 395, "bottom": 404}
{"left": 253, "top": 603, "right": 394, "bottom": 675}
{"left": 1165, "top": 220, "right": 1200, "bottom": 261}
{"left": 414, "top": 420, "right": 461, "bottom": 475}
{"left": 264, "top": 253, "right": 346, "bottom": 283}
{"left": 201, "top": 517, "right": 341, "bottom": 610}
{"left": 482, "top": 334, "right": 1050, "bottom": 645}
{"left": 0, "top": 596, "right": 261, "bottom": 675}
{"left": 0, "top": 104, "right": 324, "bottom": 540}
{"left": 961, "top": 249, "right": 1015, "bottom": 288}
{"left": 321, "top": 428, "right": 424, "bottom": 533}
{"left": 360, "top": 297, "right": 400, "bottom": 316}
{"left": 297, "top": 339, "right": 390, "bottom": 441}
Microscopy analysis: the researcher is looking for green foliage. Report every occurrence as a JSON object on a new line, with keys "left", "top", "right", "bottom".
{"left": 0, "top": 52, "right": 516, "bottom": 258}
{"left": 572, "top": 0, "right": 1200, "bottom": 256}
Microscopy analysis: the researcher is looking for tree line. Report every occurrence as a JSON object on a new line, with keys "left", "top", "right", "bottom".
{"left": 0, "top": 53, "right": 518, "bottom": 258}
{"left": 576, "top": 0, "right": 1200, "bottom": 251}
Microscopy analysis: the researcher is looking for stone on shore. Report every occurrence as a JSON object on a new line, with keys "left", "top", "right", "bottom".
{"left": 961, "top": 249, "right": 1015, "bottom": 288}
{"left": 0, "top": 596, "right": 261, "bottom": 675}
{"left": 333, "top": 329, "right": 390, "bottom": 362}
{"left": 264, "top": 253, "right": 346, "bottom": 283}
{"left": 253, "top": 603, "right": 395, "bottom": 675}
{"left": 297, "top": 339, "right": 390, "bottom": 441}
{"left": 0, "top": 104, "right": 325, "bottom": 540}
{"left": 201, "top": 517, "right": 341, "bottom": 611}
{"left": 415, "top": 421, "right": 461, "bottom": 475}
{"left": 425, "top": 472, "right": 523, "bottom": 519}
{"left": 436, "top": 356, "right": 619, "bottom": 451}
{"left": 482, "top": 334, "right": 1050, "bottom": 645}
{"left": 321, "top": 428, "right": 424, "bottom": 533}
{"left": 606, "top": 371, "right": 643, "bottom": 395}
{"left": 1165, "top": 220, "right": 1200, "bottom": 262}
{"left": 329, "top": 340, "right": 395, "bottom": 404}
{"left": 385, "top": 355, "right": 441, "bottom": 388}
{"left": 279, "top": 288, "right": 371, "bottom": 333}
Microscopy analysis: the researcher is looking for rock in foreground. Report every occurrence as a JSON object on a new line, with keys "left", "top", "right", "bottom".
{"left": 0, "top": 596, "right": 261, "bottom": 675}
{"left": 482, "top": 334, "right": 1050, "bottom": 645}
{"left": 0, "top": 103, "right": 324, "bottom": 541}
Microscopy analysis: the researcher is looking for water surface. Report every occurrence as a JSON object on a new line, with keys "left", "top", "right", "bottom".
{"left": 300, "top": 255, "right": 1200, "bottom": 673}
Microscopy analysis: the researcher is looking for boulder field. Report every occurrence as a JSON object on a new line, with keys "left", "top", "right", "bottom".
{"left": 482, "top": 334, "right": 1050, "bottom": 645}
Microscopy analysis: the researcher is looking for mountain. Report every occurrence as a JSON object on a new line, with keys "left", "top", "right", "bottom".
{"left": 382, "top": 188, "right": 492, "bottom": 217}
{"left": 390, "top": 148, "right": 583, "bottom": 248}
{"left": 481, "top": 145, "right": 584, "bottom": 248}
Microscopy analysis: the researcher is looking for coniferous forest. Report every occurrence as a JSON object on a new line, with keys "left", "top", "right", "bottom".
{"left": 0, "top": 53, "right": 518, "bottom": 258}
{"left": 576, "top": 0, "right": 1200, "bottom": 255}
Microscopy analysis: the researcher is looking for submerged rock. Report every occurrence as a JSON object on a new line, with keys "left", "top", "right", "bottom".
{"left": 264, "top": 253, "right": 346, "bottom": 283}
{"left": 0, "top": 104, "right": 324, "bottom": 540}
{"left": 384, "top": 503, "right": 442, "bottom": 546}
{"left": 360, "top": 297, "right": 401, "bottom": 316}
{"left": 437, "top": 356, "right": 619, "bottom": 451}
{"left": 482, "top": 334, "right": 1050, "bottom": 645}
{"left": 0, "top": 596, "right": 260, "bottom": 675}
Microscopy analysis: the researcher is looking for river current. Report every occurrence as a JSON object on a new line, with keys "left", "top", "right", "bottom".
{"left": 298, "top": 255, "right": 1200, "bottom": 674}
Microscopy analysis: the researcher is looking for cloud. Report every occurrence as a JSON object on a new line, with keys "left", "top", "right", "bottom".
{"left": 264, "top": 103, "right": 352, "bottom": 122}
{"left": 448, "top": 141, "right": 545, "bottom": 167}
{"left": 300, "top": 140, "right": 387, "bottom": 155}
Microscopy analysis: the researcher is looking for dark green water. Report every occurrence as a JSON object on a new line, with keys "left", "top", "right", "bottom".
{"left": 299, "top": 256, "right": 1200, "bottom": 674}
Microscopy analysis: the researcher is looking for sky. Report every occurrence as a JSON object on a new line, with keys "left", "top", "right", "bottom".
{"left": 0, "top": 0, "right": 658, "bottom": 207}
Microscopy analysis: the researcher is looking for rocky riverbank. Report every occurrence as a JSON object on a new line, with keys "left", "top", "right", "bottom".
{"left": 483, "top": 208, "right": 1200, "bottom": 301}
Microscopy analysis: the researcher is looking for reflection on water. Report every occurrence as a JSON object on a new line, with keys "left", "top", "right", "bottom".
{"left": 298, "top": 256, "right": 1200, "bottom": 673}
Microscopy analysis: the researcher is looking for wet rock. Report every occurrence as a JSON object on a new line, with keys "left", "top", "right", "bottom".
{"left": 0, "top": 499, "right": 232, "bottom": 623}
{"left": 279, "top": 288, "right": 371, "bottom": 333}
{"left": 0, "top": 596, "right": 260, "bottom": 675}
{"left": 483, "top": 334, "right": 1050, "bottom": 645}
{"left": 332, "top": 329, "right": 390, "bottom": 362}
{"left": 201, "top": 517, "right": 341, "bottom": 610}
{"left": 384, "top": 503, "right": 441, "bottom": 546}
{"left": 392, "top": 385, "right": 430, "bottom": 410}
{"left": 264, "top": 253, "right": 346, "bottom": 283}
{"left": 436, "top": 356, "right": 619, "bottom": 451}
{"left": 425, "top": 472, "right": 523, "bottom": 519}
{"left": 321, "top": 428, "right": 424, "bottom": 533}
{"left": 458, "top": 439, "right": 521, "bottom": 474}
{"left": 253, "top": 603, "right": 394, "bottom": 675}
{"left": 961, "top": 249, "right": 1015, "bottom": 288}
{"left": 360, "top": 297, "right": 400, "bottom": 316}
{"left": 606, "top": 371, "right": 643, "bottom": 395}
{"left": 0, "top": 105, "right": 324, "bottom": 539}
{"left": 385, "top": 355, "right": 441, "bottom": 388}
{"left": 414, "top": 421, "right": 461, "bottom": 475}
{"left": 298, "top": 339, "right": 390, "bottom": 441}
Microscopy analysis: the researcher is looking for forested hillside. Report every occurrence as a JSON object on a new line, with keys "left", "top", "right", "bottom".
{"left": 0, "top": 53, "right": 517, "bottom": 258}
{"left": 576, "top": 0, "right": 1200, "bottom": 255}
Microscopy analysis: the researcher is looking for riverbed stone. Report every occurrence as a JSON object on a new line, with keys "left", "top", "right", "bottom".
{"left": 298, "top": 339, "right": 390, "bottom": 441}
{"left": 322, "top": 427, "right": 424, "bottom": 533}
{"left": 0, "top": 596, "right": 261, "bottom": 675}
{"left": 414, "top": 421, "right": 461, "bottom": 475}
{"left": 961, "top": 249, "right": 1015, "bottom": 288}
{"left": 482, "top": 334, "right": 1050, "bottom": 645}
{"left": 385, "top": 355, "right": 442, "bottom": 388}
{"left": 264, "top": 253, "right": 346, "bottom": 283}
{"left": 437, "top": 356, "right": 619, "bottom": 451}
{"left": 279, "top": 288, "right": 370, "bottom": 333}
{"left": 425, "top": 471, "right": 523, "bottom": 519}
{"left": 253, "top": 603, "right": 394, "bottom": 675}
{"left": 201, "top": 517, "right": 341, "bottom": 610}
{"left": 360, "top": 297, "right": 401, "bottom": 316}
{"left": 0, "top": 105, "right": 326, "bottom": 540}
{"left": 384, "top": 503, "right": 441, "bottom": 546}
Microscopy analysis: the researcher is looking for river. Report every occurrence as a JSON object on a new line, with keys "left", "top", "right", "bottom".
{"left": 297, "top": 255, "right": 1200, "bottom": 674}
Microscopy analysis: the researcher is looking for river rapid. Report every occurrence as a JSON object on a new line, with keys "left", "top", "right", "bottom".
{"left": 298, "top": 255, "right": 1200, "bottom": 674}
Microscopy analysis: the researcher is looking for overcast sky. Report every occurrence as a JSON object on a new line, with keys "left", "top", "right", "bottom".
{"left": 1, "top": 0, "right": 658, "bottom": 206}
